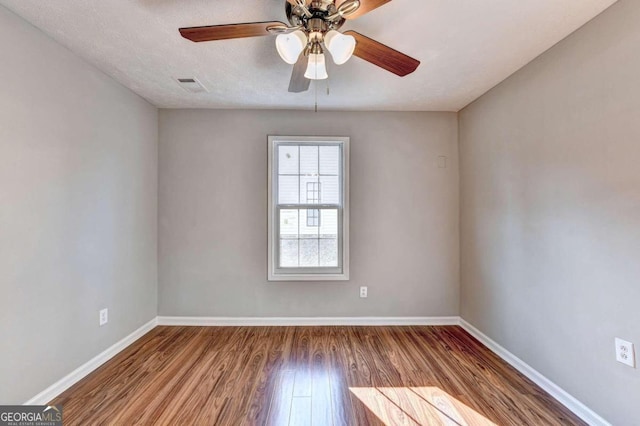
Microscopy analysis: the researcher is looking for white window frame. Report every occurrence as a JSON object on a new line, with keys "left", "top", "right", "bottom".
{"left": 268, "top": 136, "right": 350, "bottom": 281}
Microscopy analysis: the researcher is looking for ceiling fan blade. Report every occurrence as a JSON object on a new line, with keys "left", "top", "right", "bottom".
{"left": 179, "top": 21, "right": 287, "bottom": 42}
{"left": 337, "top": 0, "right": 391, "bottom": 19}
{"left": 289, "top": 54, "right": 311, "bottom": 93}
{"left": 343, "top": 31, "right": 420, "bottom": 77}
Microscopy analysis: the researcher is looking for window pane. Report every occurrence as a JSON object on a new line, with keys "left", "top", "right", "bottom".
{"left": 306, "top": 209, "right": 320, "bottom": 227}
{"left": 280, "top": 239, "right": 298, "bottom": 267}
{"left": 278, "top": 145, "right": 299, "bottom": 175}
{"left": 320, "top": 209, "right": 338, "bottom": 238}
{"left": 319, "top": 175, "right": 339, "bottom": 204}
{"left": 278, "top": 175, "right": 299, "bottom": 204}
{"left": 280, "top": 209, "right": 299, "bottom": 238}
{"left": 319, "top": 238, "right": 338, "bottom": 267}
{"left": 299, "top": 209, "right": 319, "bottom": 239}
{"left": 279, "top": 209, "right": 299, "bottom": 268}
{"left": 299, "top": 239, "right": 319, "bottom": 267}
{"left": 300, "top": 176, "right": 320, "bottom": 204}
{"left": 300, "top": 146, "right": 319, "bottom": 175}
{"left": 319, "top": 145, "right": 340, "bottom": 176}
{"left": 306, "top": 182, "right": 320, "bottom": 204}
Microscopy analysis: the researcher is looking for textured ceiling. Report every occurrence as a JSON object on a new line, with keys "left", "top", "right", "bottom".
{"left": 0, "top": 0, "right": 617, "bottom": 111}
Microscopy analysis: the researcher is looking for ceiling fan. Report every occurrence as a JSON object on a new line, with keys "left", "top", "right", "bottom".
{"left": 179, "top": 0, "right": 420, "bottom": 93}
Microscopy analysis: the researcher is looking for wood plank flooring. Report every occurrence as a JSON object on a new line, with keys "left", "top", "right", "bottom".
{"left": 51, "top": 326, "right": 585, "bottom": 425}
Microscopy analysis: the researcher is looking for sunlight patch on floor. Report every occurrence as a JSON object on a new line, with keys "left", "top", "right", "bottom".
{"left": 349, "top": 386, "right": 497, "bottom": 426}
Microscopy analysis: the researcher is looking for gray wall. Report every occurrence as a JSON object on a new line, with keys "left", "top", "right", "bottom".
{"left": 459, "top": 0, "right": 640, "bottom": 423}
{"left": 159, "top": 110, "right": 459, "bottom": 317}
{"left": 0, "top": 7, "right": 158, "bottom": 403}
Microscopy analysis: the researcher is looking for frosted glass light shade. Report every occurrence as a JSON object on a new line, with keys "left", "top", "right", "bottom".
{"left": 304, "top": 53, "right": 329, "bottom": 80}
{"left": 276, "top": 31, "right": 307, "bottom": 64}
{"left": 324, "top": 30, "right": 356, "bottom": 65}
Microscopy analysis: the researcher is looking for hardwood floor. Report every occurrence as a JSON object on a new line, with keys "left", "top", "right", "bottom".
{"left": 52, "top": 326, "right": 585, "bottom": 425}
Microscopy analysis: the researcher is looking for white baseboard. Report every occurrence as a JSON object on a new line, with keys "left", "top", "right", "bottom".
{"left": 157, "top": 316, "right": 461, "bottom": 327}
{"left": 24, "top": 318, "right": 158, "bottom": 405}
{"left": 459, "top": 318, "right": 610, "bottom": 426}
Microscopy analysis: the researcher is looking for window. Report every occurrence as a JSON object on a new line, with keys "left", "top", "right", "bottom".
{"left": 306, "top": 182, "right": 321, "bottom": 227}
{"left": 268, "top": 136, "right": 349, "bottom": 281}
{"left": 307, "top": 208, "right": 320, "bottom": 227}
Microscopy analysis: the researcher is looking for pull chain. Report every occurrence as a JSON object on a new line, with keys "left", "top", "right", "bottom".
{"left": 313, "top": 78, "right": 331, "bottom": 113}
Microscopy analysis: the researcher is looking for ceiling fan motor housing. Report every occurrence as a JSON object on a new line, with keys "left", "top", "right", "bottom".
{"left": 286, "top": 1, "right": 346, "bottom": 33}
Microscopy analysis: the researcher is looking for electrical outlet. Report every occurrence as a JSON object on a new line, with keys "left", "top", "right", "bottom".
{"left": 99, "top": 308, "right": 108, "bottom": 326}
{"left": 360, "top": 286, "right": 368, "bottom": 298}
{"left": 615, "top": 338, "right": 635, "bottom": 368}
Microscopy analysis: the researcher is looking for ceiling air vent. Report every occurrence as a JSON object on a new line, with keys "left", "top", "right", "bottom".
{"left": 175, "top": 77, "right": 208, "bottom": 93}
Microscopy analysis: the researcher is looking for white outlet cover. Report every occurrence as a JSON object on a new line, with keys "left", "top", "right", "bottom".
{"left": 615, "top": 338, "right": 635, "bottom": 368}
{"left": 99, "top": 308, "right": 108, "bottom": 326}
{"left": 360, "top": 286, "right": 368, "bottom": 298}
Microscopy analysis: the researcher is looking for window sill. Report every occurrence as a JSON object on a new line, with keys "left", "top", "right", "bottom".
{"left": 268, "top": 273, "right": 349, "bottom": 282}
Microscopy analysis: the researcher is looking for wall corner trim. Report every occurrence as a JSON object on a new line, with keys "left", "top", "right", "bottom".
{"left": 459, "top": 318, "right": 611, "bottom": 426}
{"left": 156, "top": 316, "right": 461, "bottom": 327}
{"left": 24, "top": 317, "right": 158, "bottom": 405}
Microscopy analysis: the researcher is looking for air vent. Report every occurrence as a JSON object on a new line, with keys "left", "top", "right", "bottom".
{"left": 175, "top": 77, "right": 208, "bottom": 93}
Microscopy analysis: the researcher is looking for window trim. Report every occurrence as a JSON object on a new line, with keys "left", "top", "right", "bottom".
{"left": 267, "top": 135, "right": 350, "bottom": 281}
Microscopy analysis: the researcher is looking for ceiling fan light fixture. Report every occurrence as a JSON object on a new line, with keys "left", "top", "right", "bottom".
{"left": 276, "top": 30, "right": 307, "bottom": 64}
{"left": 324, "top": 30, "right": 356, "bottom": 65}
{"left": 304, "top": 53, "right": 329, "bottom": 80}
